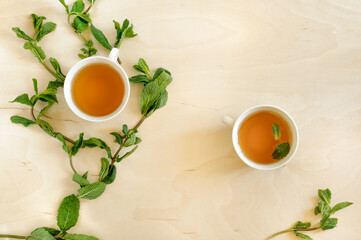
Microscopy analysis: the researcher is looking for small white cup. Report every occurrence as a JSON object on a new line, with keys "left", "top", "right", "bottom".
{"left": 64, "top": 48, "right": 130, "bottom": 122}
{"left": 222, "top": 105, "right": 299, "bottom": 170}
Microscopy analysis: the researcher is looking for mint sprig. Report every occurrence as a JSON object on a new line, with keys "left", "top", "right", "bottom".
{"left": 267, "top": 188, "right": 353, "bottom": 239}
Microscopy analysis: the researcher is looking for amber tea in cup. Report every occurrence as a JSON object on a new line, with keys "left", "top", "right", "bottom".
{"left": 238, "top": 111, "right": 291, "bottom": 164}
{"left": 72, "top": 63, "right": 125, "bottom": 117}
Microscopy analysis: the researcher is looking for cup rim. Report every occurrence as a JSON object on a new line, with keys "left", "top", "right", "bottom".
{"left": 231, "top": 105, "right": 299, "bottom": 170}
{"left": 64, "top": 56, "right": 130, "bottom": 122}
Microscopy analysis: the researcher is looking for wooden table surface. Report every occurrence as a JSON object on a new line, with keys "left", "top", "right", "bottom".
{"left": 1, "top": 0, "right": 361, "bottom": 239}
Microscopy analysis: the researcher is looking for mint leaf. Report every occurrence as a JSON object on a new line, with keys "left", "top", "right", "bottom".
{"left": 103, "top": 166, "right": 116, "bottom": 184}
{"left": 12, "top": 27, "right": 33, "bottom": 41}
{"left": 90, "top": 24, "right": 112, "bottom": 50}
{"left": 314, "top": 206, "right": 320, "bottom": 215}
{"left": 36, "top": 22, "right": 56, "bottom": 42}
{"left": 293, "top": 231, "right": 312, "bottom": 240}
{"left": 74, "top": 13, "right": 91, "bottom": 23}
{"left": 72, "top": 133, "right": 84, "bottom": 156}
{"left": 56, "top": 134, "right": 71, "bottom": 155}
{"left": 122, "top": 124, "right": 128, "bottom": 135}
{"left": 28, "top": 228, "right": 56, "bottom": 240}
{"left": 73, "top": 16, "right": 88, "bottom": 32}
{"left": 116, "top": 145, "right": 138, "bottom": 162}
{"left": 71, "top": 0, "right": 85, "bottom": 13}
{"left": 37, "top": 102, "right": 54, "bottom": 120}
{"left": 129, "top": 75, "right": 150, "bottom": 84}
{"left": 58, "top": 0, "right": 70, "bottom": 14}
{"left": 72, "top": 173, "right": 90, "bottom": 187}
{"left": 78, "top": 182, "right": 106, "bottom": 200}
{"left": 272, "top": 142, "right": 290, "bottom": 160}
{"left": 10, "top": 93, "right": 33, "bottom": 106}
{"left": 98, "top": 158, "right": 110, "bottom": 181}
{"left": 32, "top": 227, "right": 60, "bottom": 237}
{"left": 153, "top": 71, "right": 172, "bottom": 92}
{"left": 83, "top": 137, "right": 112, "bottom": 158}
{"left": 110, "top": 132, "right": 123, "bottom": 144}
{"left": 10, "top": 115, "right": 35, "bottom": 127}
{"left": 24, "top": 42, "right": 46, "bottom": 62}
{"left": 49, "top": 58, "right": 65, "bottom": 80}
{"left": 331, "top": 202, "right": 353, "bottom": 214}
{"left": 318, "top": 189, "right": 332, "bottom": 205}
{"left": 37, "top": 119, "right": 56, "bottom": 137}
{"left": 140, "top": 81, "right": 161, "bottom": 115}
{"left": 124, "top": 133, "right": 136, "bottom": 147}
{"left": 293, "top": 221, "right": 311, "bottom": 229}
{"left": 153, "top": 67, "right": 171, "bottom": 80}
{"left": 31, "top": 14, "right": 46, "bottom": 33}
{"left": 133, "top": 58, "right": 150, "bottom": 77}
{"left": 272, "top": 123, "right": 281, "bottom": 140}
{"left": 57, "top": 194, "right": 80, "bottom": 232}
{"left": 32, "top": 78, "right": 38, "bottom": 94}
{"left": 63, "top": 233, "right": 99, "bottom": 240}
{"left": 321, "top": 218, "right": 338, "bottom": 230}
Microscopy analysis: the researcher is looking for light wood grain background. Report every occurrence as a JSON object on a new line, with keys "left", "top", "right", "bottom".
{"left": 0, "top": 0, "right": 361, "bottom": 239}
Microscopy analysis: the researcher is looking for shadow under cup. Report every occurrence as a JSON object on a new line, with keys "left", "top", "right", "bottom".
{"left": 232, "top": 105, "right": 299, "bottom": 170}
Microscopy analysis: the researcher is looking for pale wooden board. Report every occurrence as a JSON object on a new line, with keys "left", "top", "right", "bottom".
{"left": 0, "top": 0, "right": 361, "bottom": 239}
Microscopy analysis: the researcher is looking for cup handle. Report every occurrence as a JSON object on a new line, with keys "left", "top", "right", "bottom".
{"left": 108, "top": 48, "right": 120, "bottom": 63}
{"left": 222, "top": 115, "right": 235, "bottom": 127}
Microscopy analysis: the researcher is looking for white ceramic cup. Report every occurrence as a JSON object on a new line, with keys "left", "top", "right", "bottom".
{"left": 222, "top": 105, "right": 299, "bottom": 170}
{"left": 64, "top": 48, "right": 130, "bottom": 122}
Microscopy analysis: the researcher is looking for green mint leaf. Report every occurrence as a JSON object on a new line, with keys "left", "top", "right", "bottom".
{"left": 272, "top": 142, "right": 290, "bottom": 160}
{"left": 154, "top": 71, "right": 172, "bottom": 92}
{"left": 153, "top": 90, "right": 168, "bottom": 111}
{"left": 110, "top": 132, "right": 123, "bottom": 144}
{"left": 331, "top": 202, "right": 353, "bottom": 215}
{"left": 135, "top": 137, "right": 142, "bottom": 145}
{"left": 319, "top": 201, "right": 331, "bottom": 226}
{"left": 124, "top": 133, "right": 136, "bottom": 147}
{"left": 116, "top": 145, "right": 138, "bottom": 162}
{"left": 31, "top": 14, "right": 46, "bottom": 32}
{"left": 49, "top": 58, "right": 65, "bottom": 80}
{"left": 78, "top": 182, "right": 106, "bottom": 200}
{"left": 73, "top": 16, "right": 88, "bottom": 32}
{"left": 129, "top": 75, "right": 150, "bottom": 84}
{"left": 56, "top": 134, "right": 71, "bottom": 155}
{"left": 28, "top": 228, "right": 56, "bottom": 240}
{"left": 293, "top": 231, "right": 312, "bottom": 240}
{"left": 23, "top": 42, "right": 46, "bottom": 62}
{"left": 10, "top": 115, "right": 35, "bottom": 127}
{"left": 32, "top": 227, "right": 60, "bottom": 237}
{"left": 153, "top": 67, "right": 171, "bottom": 80}
{"left": 71, "top": 0, "right": 85, "bottom": 13}
{"left": 10, "top": 93, "right": 33, "bottom": 106}
{"left": 38, "top": 94, "right": 58, "bottom": 103}
{"left": 321, "top": 218, "right": 338, "bottom": 230}
{"left": 74, "top": 13, "right": 92, "bottom": 23}
{"left": 127, "top": 129, "right": 138, "bottom": 136}
{"left": 63, "top": 233, "right": 99, "bottom": 240}
{"left": 314, "top": 206, "right": 320, "bottom": 215}
{"left": 293, "top": 221, "right": 311, "bottom": 229}
{"left": 72, "top": 133, "right": 84, "bottom": 156}
{"left": 137, "top": 58, "right": 150, "bottom": 77}
{"left": 318, "top": 189, "right": 332, "bottom": 205}
{"left": 122, "top": 124, "right": 129, "bottom": 135}
{"left": 57, "top": 194, "right": 80, "bottom": 233}
{"left": 36, "top": 22, "right": 56, "bottom": 42}
{"left": 98, "top": 158, "right": 110, "bottom": 181}
{"left": 140, "top": 81, "right": 161, "bottom": 115}
{"left": 272, "top": 123, "right": 281, "bottom": 140}
{"left": 47, "top": 80, "right": 64, "bottom": 90}
{"left": 37, "top": 119, "right": 56, "bottom": 137}
{"left": 103, "top": 166, "right": 116, "bottom": 184}
{"left": 125, "top": 24, "right": 137, "bottom": 38}
{"left": 85, "top": 40, "right": 94, "bottom": 48}
{"left": 32, "top": 78, "right": 38, "bottom": 94}
{"left": 133, "top": 65, "right": 144, "bottom": 73}
{"left": 83, "top": 137, "right": 112, "bottom": 158}
{"left": 72, "top": 173, "right": 90, "bottom": 187}
{"left": 90, "top": 24, "right": 112, "bottom": 50}
{"left": 58, "top": 0, "right": 70, "bottom": 14}
{"left": 12, "top": 27, "right": 33, "bottom": 41}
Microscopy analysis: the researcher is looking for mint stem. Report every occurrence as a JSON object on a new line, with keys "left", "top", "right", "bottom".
{"left": 108, "top": 116, "right": 146, "bottom": 171}
{"left": 266, "top": 227, "right": 320, "bottom": 239}
{"left": 0, "top": 234, "right": 27, "bottom": 239}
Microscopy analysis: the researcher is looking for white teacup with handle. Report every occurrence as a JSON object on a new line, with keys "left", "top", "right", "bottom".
{"left": 64, "top": 48, "right": 130, "bottom": 122}
{"left": 222, "top": 105, "right": 299, "bottom": 170}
